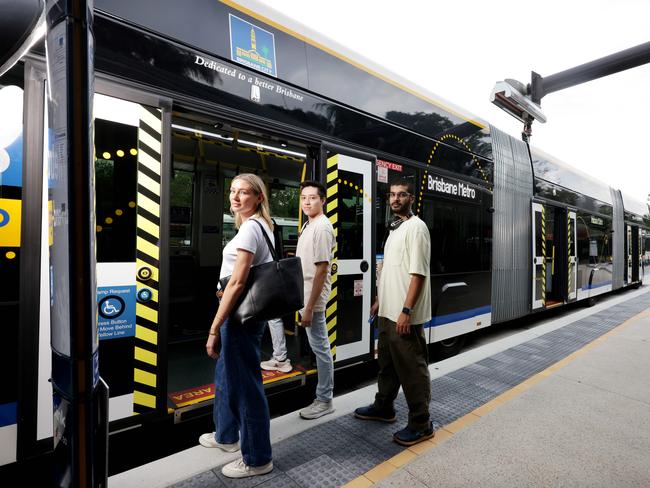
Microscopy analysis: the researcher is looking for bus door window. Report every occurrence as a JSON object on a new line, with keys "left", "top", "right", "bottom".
{"left": 93, "top": 94, "right": 140, "bottom": 401}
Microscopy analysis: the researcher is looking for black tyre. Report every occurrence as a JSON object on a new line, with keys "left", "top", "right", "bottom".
{"left": 431, "top": 334, "right": 467, "bottom": 361}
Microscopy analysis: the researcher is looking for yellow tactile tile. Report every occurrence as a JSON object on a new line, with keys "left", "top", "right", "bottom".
{"left": 472, "top": 400, "right": 501, "bottom": 417}
{"left": 444, "top": 413, "right": 480, "bottom": 433}
{"left": 407, "top": 438, "right": 436, "bottom": 455}
{"left": 387, "top": 449, "right": 418, "bottom": 467}
{"left": 430, "top": 428, "right": 453, "bottom": 445}
{"left": 365, "top": 461, "right": 398, "bottom": 483}
{"left": 341, "top": 475, "right": 374, "bottom": 488}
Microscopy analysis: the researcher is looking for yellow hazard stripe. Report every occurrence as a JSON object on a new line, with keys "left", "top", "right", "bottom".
{"left": 134, "top": 368, "right": 157, "bottom": 388}
{"left": 135, "top": 305, "right": 158, "bottom": 332}
{"left": 138, "top": 193, "right": 160, "bottom": 217}
{"left": 326, "top": 155, "right": 339, "bottom": 360}
{"left": 133, "top": 391, "right": 156, "bottom": 409}
{"left": 138, "top": 171, "right": 161, "bottom": 196}
{"left": 138, "top": 218, "right": 160, "bottom": 241}
{"left": 134, "top": 105, "right": 162, "bottom": 414}
{"left": 137, "top": 236, "right": 159, "bottom": 260}
{"left": 135, "top": 346, "right": 157, "bottom": 366}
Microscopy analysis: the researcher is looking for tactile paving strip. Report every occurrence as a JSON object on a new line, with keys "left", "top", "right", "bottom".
{"left": 176, "top": 293, "right": 649, "bottom": 488}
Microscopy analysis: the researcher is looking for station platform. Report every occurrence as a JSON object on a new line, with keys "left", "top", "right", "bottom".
{"left": 111, "top": 285, "right": 650, "bottom": 488}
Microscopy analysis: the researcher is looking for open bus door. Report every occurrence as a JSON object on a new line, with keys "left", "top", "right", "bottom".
{"left": 322, "top": 147, "right": 374, "bottom": 363}
{"left": 531, "top": 202, "right": 546, "bottom": 310}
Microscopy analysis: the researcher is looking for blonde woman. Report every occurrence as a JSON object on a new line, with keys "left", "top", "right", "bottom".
{"left": 199, "top": 173, "right": 274, "bottom": 478}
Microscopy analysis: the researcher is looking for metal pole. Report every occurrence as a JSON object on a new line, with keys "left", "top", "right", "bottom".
{"left": 530, "top": 41, "right": 650, "bottom": 103}
{"left": 45, "top": 0, "right": 107, "bottom": 486}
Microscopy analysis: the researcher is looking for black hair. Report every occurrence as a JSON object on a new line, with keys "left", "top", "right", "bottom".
{"left": 300, "top": 180, "right": 326, "bottom": 199}
{"left": 389, "top": 177, "right": 414, "bottom": 195}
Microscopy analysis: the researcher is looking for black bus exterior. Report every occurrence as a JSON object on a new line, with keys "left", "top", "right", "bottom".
{"left": 0, "top": 0, "right": 648, "bottom": 470}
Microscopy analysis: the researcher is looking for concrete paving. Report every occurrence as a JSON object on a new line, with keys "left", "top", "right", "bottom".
{"left": 110, "top": 285, "right": 650, "bottom": 488}
{"left": 377, "top": 305, "right": 650, "bottom": 488}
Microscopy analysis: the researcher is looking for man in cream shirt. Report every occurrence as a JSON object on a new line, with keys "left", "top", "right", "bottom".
{"left": 355, "top": 178, "right": 434, "bottom": 446}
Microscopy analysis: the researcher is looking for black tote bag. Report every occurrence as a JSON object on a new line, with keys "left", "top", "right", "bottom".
{"left": 218, "top": 219, "right": 304, "bottom": 324}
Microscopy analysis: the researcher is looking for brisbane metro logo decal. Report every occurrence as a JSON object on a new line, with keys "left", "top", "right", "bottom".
{"left": 229, "top": 14, "right": 277, "bottom": 77}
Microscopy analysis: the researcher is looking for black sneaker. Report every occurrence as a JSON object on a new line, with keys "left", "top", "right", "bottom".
{"left": 354, "top": 405, "right": 397, "bottom": 423}
{"left": 393, "top": 422, "right": 435, "bottom": 446}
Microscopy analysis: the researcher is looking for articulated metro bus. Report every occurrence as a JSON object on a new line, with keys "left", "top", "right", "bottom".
{"left": 1, "top": 0, "right": 648, "bottom": 470}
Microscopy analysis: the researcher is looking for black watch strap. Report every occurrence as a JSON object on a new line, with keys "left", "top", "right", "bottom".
{"left": 402, "top": 307, "right": 412, "bottom": 316}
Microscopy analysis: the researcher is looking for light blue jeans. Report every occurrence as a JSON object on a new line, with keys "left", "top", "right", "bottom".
{"left": 267, "top": 317, "right": 287, "bottom": 362}
{"left": 306, "top": 311, "right": 334, "bottom": 402}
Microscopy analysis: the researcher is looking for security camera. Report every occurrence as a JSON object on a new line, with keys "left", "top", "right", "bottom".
{"left": 490, "top": 80, "right": 547, "bottom": 124}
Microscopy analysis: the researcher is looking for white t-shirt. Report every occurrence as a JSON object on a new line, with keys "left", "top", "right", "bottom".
{"left": 219, "top": 217, "right": 275, "bottom": 279}
{"left": 378, "top": 216, "right": 432, "bottom": 324}
{"left": 296, "top": 214, "right": 335, "bottom": 312}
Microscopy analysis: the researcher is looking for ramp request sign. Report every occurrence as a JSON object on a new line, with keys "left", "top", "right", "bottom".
{"left": 97, "top": 286, "right": 136, "bottom": 340}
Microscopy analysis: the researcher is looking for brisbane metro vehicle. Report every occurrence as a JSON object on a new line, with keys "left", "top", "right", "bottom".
{"left": 1, "top": 0, "right": 648, "bottom": 469}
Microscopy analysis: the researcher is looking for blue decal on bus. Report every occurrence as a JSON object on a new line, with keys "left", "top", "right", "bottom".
{"left": 0, "top": 402, "right": 17, "bottom": 427}
{"left": 97, "top": 285, "right": 136, "bottom": 340}
{"left": 425, "top": 305, "right": 492, "bottom": 328}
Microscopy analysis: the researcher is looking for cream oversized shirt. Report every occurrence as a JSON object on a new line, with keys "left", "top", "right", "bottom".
{"left": 295, "top": 214, "right": 335, "bottom": 313}
{"left": 378, "top": 215, "right": 432, "bottom": 324}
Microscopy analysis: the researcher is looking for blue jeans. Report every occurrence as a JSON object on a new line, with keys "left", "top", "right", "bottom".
{"left": 305, "top": 311, "right": 334, "bottom": 402}
{"left": 213, "top": 318, "right": 272, "bottom": 466}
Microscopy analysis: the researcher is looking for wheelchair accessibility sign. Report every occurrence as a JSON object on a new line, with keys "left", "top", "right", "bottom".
{"left": 97, "top": 285, "right": 136, "bottom": 340}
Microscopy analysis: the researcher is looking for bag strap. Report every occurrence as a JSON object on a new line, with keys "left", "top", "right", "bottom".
{"left": 251, "top": 219, "right": 278, "bottom": 261}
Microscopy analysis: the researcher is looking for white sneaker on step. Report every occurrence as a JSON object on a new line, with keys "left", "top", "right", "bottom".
{"left": 260, "top": 358, "right": 292, "bottom": 373}
{"left": 221, "top": 458, "right": 273, "bottom": 478}
{"left": 198, "top": 432, "right": 240, "bottom": 452}
{"left": 299, "top": 400, "right": 334, "bottom": 419}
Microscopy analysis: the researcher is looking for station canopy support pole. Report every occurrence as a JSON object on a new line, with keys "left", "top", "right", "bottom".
{"left": 45, "top": 0, "right": 108, "bottom": 486}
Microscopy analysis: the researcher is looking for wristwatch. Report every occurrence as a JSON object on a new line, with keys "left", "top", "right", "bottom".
{"left": 401, "top": 307, "right": 412, "bottom": 316}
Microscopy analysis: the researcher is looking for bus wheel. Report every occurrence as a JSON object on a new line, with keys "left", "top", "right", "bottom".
{"left": 585, "top": 297, "right": 597, "bottom": 307}
{"left": 432, "top": 334, "right": 467, "bottom": 361}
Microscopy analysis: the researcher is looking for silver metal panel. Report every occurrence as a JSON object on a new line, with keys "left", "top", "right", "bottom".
{"left": 490, "top": 125, "right": 534, "bottom": 323}
{"left": 611, "top": 188, "right": 625, "bottom": 289}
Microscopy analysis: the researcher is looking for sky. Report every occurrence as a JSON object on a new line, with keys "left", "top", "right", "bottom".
{"left": 255, "top": 0, "right": 650, "bottom": 204}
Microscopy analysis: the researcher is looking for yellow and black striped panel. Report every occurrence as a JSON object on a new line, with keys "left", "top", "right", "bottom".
{"left": 566, "top": 215, "right": 573, "bottom": 299}
{"left": 540, "top": 205, "right": 546, "bottom": 306}
{"left": 133, "top": 105, "right": 162, "bottom": 414}
{"left": 326, "top": 155, "right": 339, "bottom": 361}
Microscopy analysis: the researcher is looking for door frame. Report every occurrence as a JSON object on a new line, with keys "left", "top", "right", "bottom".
{"left": 531, "top": 202, "right": 546, "bottom": 310}
{"left": 567, "top": 210, "right": 578, "bottom": 301}
{"left": 320, "top": 143, "right": 376, "bottom": 365}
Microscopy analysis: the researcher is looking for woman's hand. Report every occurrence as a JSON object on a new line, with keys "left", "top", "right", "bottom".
{"left": 206, "top": 331, "right": 221, "bottom": 359}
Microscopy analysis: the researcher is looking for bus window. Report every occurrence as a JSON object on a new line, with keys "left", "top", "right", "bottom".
{"left": 94, "top": 117, "right": 138, "bottom": 262}
{"left": 170, "top": 169, "right": 194, "bottom": 248}
{"left": 421, "top": 198, "right": 485, "bottom": 275}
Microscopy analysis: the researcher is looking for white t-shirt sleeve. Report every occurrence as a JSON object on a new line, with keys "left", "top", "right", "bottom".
{"left": 312, "top": 222, "right": 334, "bottom": 264}
{"left": 407, "top": 226, "right": 431, "bottom": 276}
{"left": 235, "top": 220, "right": 262, "bottom": 254}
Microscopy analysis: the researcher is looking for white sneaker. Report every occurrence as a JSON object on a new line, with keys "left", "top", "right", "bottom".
{"left": 221, "top": 458, "right": 273, "bottom": 478}
{"left": 260, "top": 358, "right": 292, "bottom": 373}
{"left": 299, "top": 400, "right": 335, "bottom": 420}
{"left": 198, "top": 432, "right": 240, "bottom": 452}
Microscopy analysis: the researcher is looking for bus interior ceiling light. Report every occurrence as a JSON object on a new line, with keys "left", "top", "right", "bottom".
{"left": 171, "top": 123, "right": 306, "bottom": 158}
{"left": 490, "top": 79, "right": 547, "bottom": 124}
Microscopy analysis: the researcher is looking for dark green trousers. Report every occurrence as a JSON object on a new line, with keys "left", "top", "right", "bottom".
{"left": 374, "top": 317, "right": 431, "bottom": 430}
